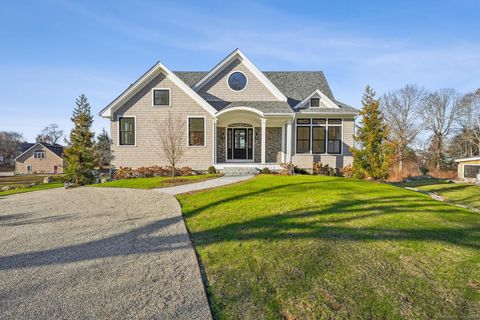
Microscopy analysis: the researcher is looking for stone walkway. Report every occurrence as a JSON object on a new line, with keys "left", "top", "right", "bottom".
{"left": 156, "top": 175, "right": 254, "bottom": 195}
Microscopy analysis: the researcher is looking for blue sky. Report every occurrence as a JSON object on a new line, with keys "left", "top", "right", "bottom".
{"left": 1, "top": 0, "right": 479, "bottom": 141}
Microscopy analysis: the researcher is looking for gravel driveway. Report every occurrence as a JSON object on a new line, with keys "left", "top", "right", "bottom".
{"left": 0, "top": 187, "right": 211, "bottom": 319}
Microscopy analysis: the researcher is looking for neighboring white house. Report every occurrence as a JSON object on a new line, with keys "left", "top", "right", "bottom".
{"left": 99, "top": 49, "right": 359, "bottom": 172}
{"left": 455, "top": 156, "right": 480, "bottom": 182}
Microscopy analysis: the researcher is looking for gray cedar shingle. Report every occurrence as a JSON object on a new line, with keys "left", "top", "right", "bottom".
{"left": 173, "top": 71, "right": 359, "bottom": 114}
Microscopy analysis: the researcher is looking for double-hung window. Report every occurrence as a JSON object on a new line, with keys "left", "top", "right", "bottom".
{"left": 119, "top": 117, "right": 135, "bottom": 145}
{"left": 188, "top": 117, "right": 205, "bottom": 147}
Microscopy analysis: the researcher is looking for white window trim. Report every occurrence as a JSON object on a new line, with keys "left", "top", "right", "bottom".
{"left": 26, "top": 165, "right": 32, "bottom": 172}
{"left": 226, "top": 70, "right": 249, "bottom": 93}
{"left": 33, "top": 150, "right": 46, "bottom": 159}
{"left": 225, "top": 126, "right": 255, "bottom": 163}
{"left": 310, "top": 97, "right": 320, "bottom": 108}
{"left": 152, "top": 88, "right": 171, "bottom": 107}
{"left": 187, "top": 116, "right": 207, "bottom": 148}
{"left": 294, "top": 117, "right": 343, "bottom": 155}
{"left": 117, "top": 115, "right": 137, "bottom": 147}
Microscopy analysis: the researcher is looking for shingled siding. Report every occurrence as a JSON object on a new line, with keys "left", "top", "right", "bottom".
{"left": 111, "top": 73, "right": 214, "bottom": 170}
{"left": 198, "top": 58, "right": 278, "bottom": 102}
{"left": 15, "top": 145, "right": 64, "bottom": 174}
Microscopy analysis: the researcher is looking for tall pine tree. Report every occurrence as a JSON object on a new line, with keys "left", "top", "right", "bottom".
{"left": 64, "top": 94, "right": 97, "bottom": 186}
{"left": 351, "top": 86, "right": 393, "bottom": 180}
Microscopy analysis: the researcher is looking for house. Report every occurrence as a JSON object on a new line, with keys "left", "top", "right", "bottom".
{"left": 15, "top": 142, "right": 65, "bottom": 174}
{"left": 100, "top": 49, "right": 359, "bottom": 172}
{"left": 455, "top": 157, "right": 480, "bottom": 183}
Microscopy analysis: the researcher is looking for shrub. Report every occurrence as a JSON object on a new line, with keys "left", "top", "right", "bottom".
{"left": 312, "top": 162, "right": 322, "bottom": 175}
{"left": 294, "top": 166, "right": 309, "bottom": 175}
{"left": 136, "top": 166, "right": 155, "bottom": 178}
{"left": 279, "top": 162, "right": 294, "bottom": 175}
{"left": 340, "top": 165, "right": 354, "bottom": 178}
{"left": 179, "top": 167, "right": 194, "bottom": 176}
{"left": 115, "top": 167, "right": 135, "bottom": 180}
{"left": 419, "top": 165, "right": 429, "bottom": 176}
{"left": 260, "top": 167, "right": 271, "bottom": 174}
{"left": 208, "top": 166, "right": 217, "bottom": 174}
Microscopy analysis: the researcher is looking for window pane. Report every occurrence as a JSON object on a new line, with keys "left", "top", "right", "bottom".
{"left": 296, "top": 126, "right": 310, "bottom": 153}
{"left": 328, "top": 119, "right": 342, "bottom": 124}
{"left": 327, "top": 126, "right": 341, "bottom": 154}
{"left": 119, "top": 117, "right": 135, "bottom": 145}
{"left": 189, "top": 118, "right": 205, "bottom": 146}
{"left": 312, "top": 127, "right": 326, "bottom": 154}
{"left": 228, "top": 72, "right": 247, "bottom": 91}
{"left": 297, "top": 118, "right": 311, "bottom": 124}
{"left": 154, "top": 89, "right": 170, "bottom": 106}
{"left": 464, "top": 165, "right": 480, "bottom": 178}
{"left": 310, "top": 98, "right": 320, "bottom": 107}
{"left": 312, "top": 118, "right": 326, "bottom": 125}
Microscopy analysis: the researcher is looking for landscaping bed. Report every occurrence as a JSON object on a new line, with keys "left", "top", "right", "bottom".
{"left": 91, "top": 174, "right": 221, "bottom": 189}
{"left": 178, "top": 175, "right": 480, "bottom": 319}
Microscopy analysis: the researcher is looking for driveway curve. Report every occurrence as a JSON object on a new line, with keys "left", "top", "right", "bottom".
{"left": 0, "top": 187, "right": 211, "bottom": 319}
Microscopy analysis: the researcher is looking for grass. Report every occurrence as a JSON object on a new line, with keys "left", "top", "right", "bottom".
{"left": 0, "top": 174, "right": 61, "bottom": 187}
{"left": 91, "top": 173, "right": 221, "bottom": 189}
{"left": 0, "top": 183, "right": 63, "bottom": 196}
{"left": 395, "top": 179, "right": 480, "bottom": 210}
{"left": 178, "top": 175, "right": 480, "bottom": 319}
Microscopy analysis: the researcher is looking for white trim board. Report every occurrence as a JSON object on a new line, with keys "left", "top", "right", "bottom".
{"left": 293, "top": 89, "right": 340, "bottom": 110}
{"left": 192, "top": 48, "right": 287, "bottom": 102}
{"left": 100, "top": 62, "right": 217, "bottom": 118}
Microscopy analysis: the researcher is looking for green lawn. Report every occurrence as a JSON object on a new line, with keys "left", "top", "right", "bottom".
{"left": 395, "top": 179, "right": 480, "bottom": 210}
{"left": 0, "top": 183, "right": 63, "bottom": 196}
{"left": 178, "top": 175, "right": 480, "bottom": 319}
{"left": 91, "top": 174, "right": 221, "bottom": 189}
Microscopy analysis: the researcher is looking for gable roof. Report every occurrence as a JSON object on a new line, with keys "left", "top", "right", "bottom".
{"left": 191, "top": 49, "right": 288, "bottom": 102}
{"left": 207, "top": 101, "right": 294, "bottom": 114}
{"left": 99, "top": 62, "right": 217, "bottom": 118}
{"left": 15, "top": 142, "right": 64, "bottom": 161}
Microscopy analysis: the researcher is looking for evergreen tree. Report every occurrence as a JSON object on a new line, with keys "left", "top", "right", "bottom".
{"left": 95, "top": 128, "right": 112, "bottom": 169}
{"left": 64, "top": 94, "right": 97, "bottom": 186}
{"left": 351, "top": 86, "right": 393, "bottom": 180}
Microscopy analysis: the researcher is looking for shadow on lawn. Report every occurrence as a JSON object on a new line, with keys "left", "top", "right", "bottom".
{"left": 1, "top": 177, "right": 478, "bottom": 271}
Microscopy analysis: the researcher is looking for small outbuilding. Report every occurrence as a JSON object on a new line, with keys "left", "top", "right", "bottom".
{"left": 455, "top": 156, "right": 480, "bottom": 183}
{"left": 15, "top": 142, "right": 65, "bottom": 174}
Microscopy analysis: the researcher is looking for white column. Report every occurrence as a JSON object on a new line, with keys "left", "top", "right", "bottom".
{"left": 281, "top": 124, "right": 285, "bottom": 163}
{"left": 286, "top": 119, "right": 292, "bottom": 163}
{"left": 212, "top": 119, "right": 217, "bottom": 164}
{"left": 261, "top": 118, "right": 267, "bottom": 164}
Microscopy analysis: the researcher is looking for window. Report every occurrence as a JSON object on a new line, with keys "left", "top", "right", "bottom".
{"left": 26, "top": 165, "right": 32, "bottom": 172}
{"left": 328, "top": 126, "right": 342, "bottom": 154}
{"left": 119, "top": 117, "right": 135, "bottom": 145}
{"left": 295, "top": 118, "right": 343, "bottom": 155}
{"left": 464, "top": 165, "right": 480, "bottom": 178}
{"left": 312, "top": 127, "right": 326, "bottom": 154}
{"left": 296, "top": 126, "right": 310, "bottom": 154}
{"left": 188, "top": 117, "right": 205, "bottom": 146}
{"left": 153, "top": 89, "right": 170, "bottom": 106}
{"left": 297, "top": 118, "right": 311, "bottom": 124}
{"left": 227, "top": 72, "right": 247, "bottom": 91}
{"left": 310, "top": 98, "right": 320, "bottom": 107}
{"left": 33, "top": 150, "right": 45, "bottom": 159}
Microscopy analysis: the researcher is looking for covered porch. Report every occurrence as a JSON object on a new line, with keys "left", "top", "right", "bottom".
{"left": 213, "top": 106, "right": 294, "bottom": 168}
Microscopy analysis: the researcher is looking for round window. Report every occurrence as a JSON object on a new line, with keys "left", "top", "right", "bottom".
{"left": 228, "top": 72, "right": 247, "bottom": 91}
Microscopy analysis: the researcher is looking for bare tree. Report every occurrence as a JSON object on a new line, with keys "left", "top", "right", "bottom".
{"left": 420, "top": 89, "right": 461, "bottom": 169}
{"left": 456, "top": 89, "right": 480, "bottom": 157}
{"left": 36, "top": 123, "right": 64, "bottom": 144}
{"left": 382, "top": 85, "right": 425, "bottom": 172}
{"left": 0, "top": 131, "right": 24, "bottom": 165}
{"left": 155, "top": 112, "right": 187, "bottom": 178}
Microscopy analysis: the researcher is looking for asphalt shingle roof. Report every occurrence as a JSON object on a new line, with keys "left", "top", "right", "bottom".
{"left": 173, "top": 71, "right": 359, "bottom": 114}
{"left": 19, "top": 142, "right": 64, "bottom": 158}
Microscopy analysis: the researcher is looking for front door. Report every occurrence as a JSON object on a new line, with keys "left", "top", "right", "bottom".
{"left": 227, "top": 128, "right": 253, "bottom": 160}
{"left": 53, "top": 165, "right": 58, "bottom": 174}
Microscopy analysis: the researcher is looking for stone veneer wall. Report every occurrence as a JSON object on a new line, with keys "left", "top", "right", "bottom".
{"left": 266, "top": 127, "right": 282, "bottom": 163}
{"left": 254, "top": 127, "right": 261, "bottom": 163}
{"left": 216, "top": 127, "right": 226, "bottom": 163}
